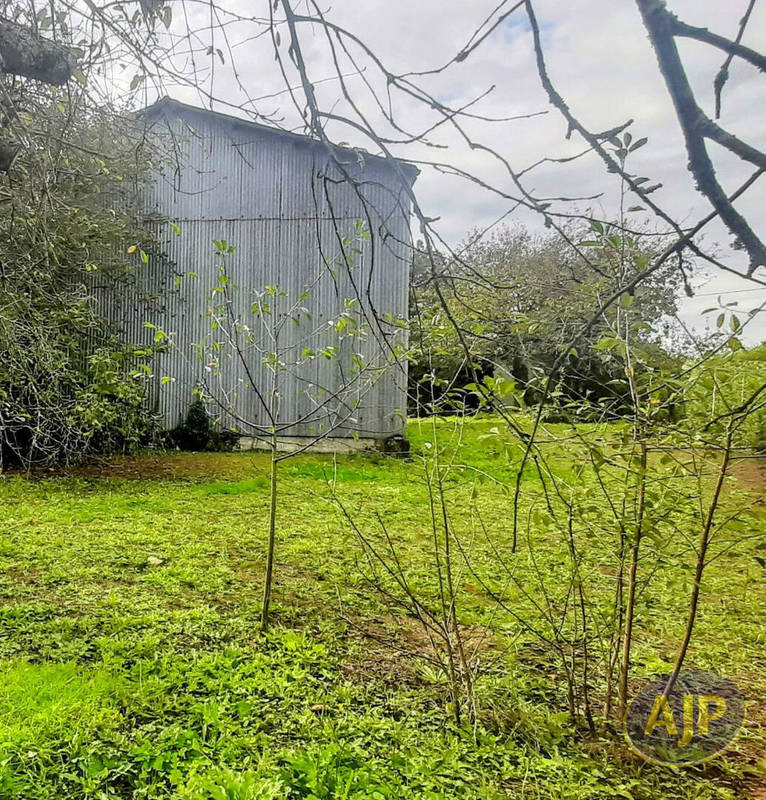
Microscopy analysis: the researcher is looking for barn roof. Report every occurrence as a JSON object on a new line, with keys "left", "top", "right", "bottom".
{"left": 142, "top": 97, "right": 419, "bottom": 183}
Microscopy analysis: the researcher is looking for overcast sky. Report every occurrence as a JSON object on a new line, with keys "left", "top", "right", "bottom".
{"left": 147, "top": 0, "right": 766, "bottom": 345}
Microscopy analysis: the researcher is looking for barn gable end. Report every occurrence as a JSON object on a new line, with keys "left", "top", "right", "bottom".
{"left": 107, "top": 98, "right": 416, "bottom": 443}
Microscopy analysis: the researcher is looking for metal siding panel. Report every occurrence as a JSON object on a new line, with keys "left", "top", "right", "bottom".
{"left": 107, "top": 106, "right": 412, "bottom": 439}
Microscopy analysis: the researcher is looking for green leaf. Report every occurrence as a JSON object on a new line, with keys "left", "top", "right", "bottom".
{"left": 620, "top": 293, "right": 635, "bottom": 308}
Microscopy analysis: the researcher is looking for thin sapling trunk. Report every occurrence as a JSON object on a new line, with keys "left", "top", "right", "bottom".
{"left": 261, "top": 431, "right": 279, "bottom": 631}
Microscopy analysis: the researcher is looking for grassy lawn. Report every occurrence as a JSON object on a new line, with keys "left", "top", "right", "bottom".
{"left": 0, "top": 417, "right": 763, "bottom": 799}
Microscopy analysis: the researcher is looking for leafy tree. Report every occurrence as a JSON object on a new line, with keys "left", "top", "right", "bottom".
{"left": 409, "top": 222, "right": 684, "bottom": 418}
{"left": 683, "top": 341, "right": 766, "bottom": 451}
{"left": 0, "top": 89, "right": 159, "bottom": 467}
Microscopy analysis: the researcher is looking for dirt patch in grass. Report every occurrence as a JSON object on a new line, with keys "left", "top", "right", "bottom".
{"left": 730, "top": 667, "right": 766, "bottom": 796}
{"left": 341, "top": 613, "right": 497, "bottom": 690}
{"left": 28, "top": 452, "right": 269, "bottom": 481}
{"left": 743, "top": 779, "right": 766, "bottom": 800}
{"left": 732, "top": 457, "right": 766, "bottom": 490}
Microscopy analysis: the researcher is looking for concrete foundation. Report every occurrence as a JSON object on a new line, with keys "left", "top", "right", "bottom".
{"left": 237, "top": 434, "right": 409, "bottom": 456}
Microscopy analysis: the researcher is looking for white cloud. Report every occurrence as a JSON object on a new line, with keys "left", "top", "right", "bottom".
{"left": 145, "top": 0, "right": 766, "bottom": 344}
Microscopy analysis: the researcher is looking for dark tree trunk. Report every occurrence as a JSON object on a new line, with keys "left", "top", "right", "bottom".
{"left": 0, "top": 18, "right": 74, "bottom": 85}
{"left": 0, "top": 139, "right": 19, "bottom": 171}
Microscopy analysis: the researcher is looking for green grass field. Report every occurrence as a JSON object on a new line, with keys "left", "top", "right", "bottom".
{"left": 0, "top": 417, "right": 763, "bottom": 799}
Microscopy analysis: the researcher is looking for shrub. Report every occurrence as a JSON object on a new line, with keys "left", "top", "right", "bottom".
{"left": 170, "top": 398, "right": 239, "bottom": 452}
{"left": 0, "top": 93, "right": 160, "bottom": 468}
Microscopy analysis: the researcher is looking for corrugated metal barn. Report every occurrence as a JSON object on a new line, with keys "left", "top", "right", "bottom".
{"left": 108, "top": 98, "right": 416, "bottom": 444}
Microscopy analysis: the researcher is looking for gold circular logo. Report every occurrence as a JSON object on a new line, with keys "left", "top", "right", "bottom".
{"left": 624, "top": 670, "right": 745, "bottom": 766}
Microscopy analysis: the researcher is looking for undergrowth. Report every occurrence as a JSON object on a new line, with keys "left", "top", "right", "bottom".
{"left": 0, "top": 416, "right": 762, "bottom": 799}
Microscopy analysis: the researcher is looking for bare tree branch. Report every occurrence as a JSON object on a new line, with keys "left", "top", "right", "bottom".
{"left": 711, "top": 0, "right": 758, "bottom": 118}
{"left": 636, "top": 0, "right": 766, "bottom": 275}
